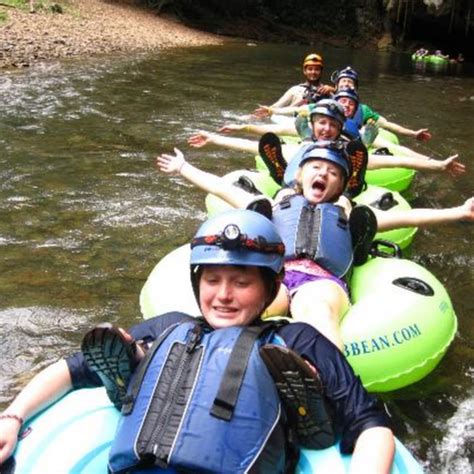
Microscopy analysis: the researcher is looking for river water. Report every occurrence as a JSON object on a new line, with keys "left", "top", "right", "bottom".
{"left": 0, "top": 43, "right": 473, "bottom": 471}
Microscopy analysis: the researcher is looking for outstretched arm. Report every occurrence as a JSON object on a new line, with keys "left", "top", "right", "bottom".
{"left": 188, "top": 131, "right": 259, "bottom": 154}
{"left": 219, "top": 122, "right": 297, "bottom": 137}
{"left": 252, "top": 87, "right": 301, "bottom": 118}
{"left": 156, "top": 148, "right": 262, "bottom": 209}
{"left": 0, "top": 360, "right": 72, "bottom": 464}
{"left": 368, "top": 154, "right": 466, "bottom": 177}
{"left": 253, "top": 103, "right": 308, "bottom": 119}
{"left": 375, "top": 197, "right": 474, "bottom": 231}
{"left": 350, "top": 427, "right": 395, "bottom": 474}
{"left": 376, "top": 116, "right": 432, "bottom": 141}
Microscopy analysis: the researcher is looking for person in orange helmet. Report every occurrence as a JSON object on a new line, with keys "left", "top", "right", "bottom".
{"left": 254, "top": 53, "right": 333, "bottom": 117}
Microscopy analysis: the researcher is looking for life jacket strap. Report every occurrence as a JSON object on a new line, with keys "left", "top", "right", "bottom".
{"left": 295, "top": 205, "right": 320, "bottom": 257}
{"left": 210, "top": 321, "right": 282, "bottom": 421}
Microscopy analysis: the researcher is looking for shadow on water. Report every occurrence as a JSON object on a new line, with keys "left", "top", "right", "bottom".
{"left": 0, "top": 43, "right": 473, "bottom": 470}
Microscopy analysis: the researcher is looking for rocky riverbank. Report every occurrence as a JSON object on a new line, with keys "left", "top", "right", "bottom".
{"left": 0, "top": 0, "right": 224, "bottom": 68}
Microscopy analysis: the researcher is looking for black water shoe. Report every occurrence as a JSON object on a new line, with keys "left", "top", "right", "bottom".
{"left": 258, "top": 133, "right": 287, "bottom": 185}
{"left": 345, "top": 139, "right": 369, "bottom": 199}
{"left": 260, "top": 344, "right": 335, "bottom": 450}
{"left": 81, "top": 323, "right": 140, "bottom": 410}
{"left": 350, "top": 205, "right": 378, "bottom": 266}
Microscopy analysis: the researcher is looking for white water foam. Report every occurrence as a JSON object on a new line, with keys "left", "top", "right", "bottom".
{"left": 436, "top": 395, "right": 474, "bottom": 473}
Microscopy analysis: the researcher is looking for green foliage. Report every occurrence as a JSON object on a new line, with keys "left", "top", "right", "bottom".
{"left": 2, "top": 0, "right": 26, "bottom": 7}
{"left": 0, "top": 10, "right": 7, "bottom": 22}
{"left": 0, "top": 0, "right": 68, "bottom": 14}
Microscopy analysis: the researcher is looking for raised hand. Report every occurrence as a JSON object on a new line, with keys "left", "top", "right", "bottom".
{"left": 156, "top": 148, "right": 185, "bottom": 175}
{"left": 187, "top": 132, "right": 212, "bottom": 148}
{"left": 316, "top": 84, "right": 336, "bottom": 95}
{"left": 414, "top": 128, "right": 432, "bottom": 141}
{"left": 441, "top": 154, "right": 466, "bottom": 177}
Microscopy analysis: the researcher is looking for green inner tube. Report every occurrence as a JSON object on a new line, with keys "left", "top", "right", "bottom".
{"left": 139, "top": 245, "right": 457, "bottom": 393}
{"left": 367, "top": 129, "right": 415, "bottom": 192}
{"left": 353, "top": 185, "right": 417, "bottom": 249}
{"left": 423, "top": 55, "right": 449, "bottom": 65}
{"left": 345, "top": 257, "right": 457, "bottom": 392}
{"left": 365, "top": 167, "right": 416, "bottom": 193}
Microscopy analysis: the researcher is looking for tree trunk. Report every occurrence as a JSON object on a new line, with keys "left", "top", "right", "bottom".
{"left": 466, "top": 0, "right": 472, "bottom": 37}
{"left": 449, "top": 0, "right": 456, "bottom": 34}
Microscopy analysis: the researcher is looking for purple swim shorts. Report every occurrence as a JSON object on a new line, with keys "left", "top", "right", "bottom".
{"left": 283, "top": 269, "right": 349, "bottom": 296}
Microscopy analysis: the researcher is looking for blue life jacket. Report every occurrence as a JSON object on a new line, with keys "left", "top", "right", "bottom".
{"left": 273, "top": 196, "right": 353, "bottom": 277}
{"left": 109, "top": 320, "right": 289, "bottom": 474}
{"left": 342, "top": 118, "right": 361, "bottom": 140}
{"left": 352, "top": 104, "right": 364, "bottom": 128}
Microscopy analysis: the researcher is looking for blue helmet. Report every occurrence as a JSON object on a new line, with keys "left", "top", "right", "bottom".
{"left": 298, "top": 141, "right": 352, "bottom": 182}
{"left": 331, "top": 66, "right": 359, "bottom": 87}
{"left": 309, "top": 99, "right": 345, "bottom": 127}
{"left": 334, "top": 87, "right": 360, "bottom": 106}
{"left": 190, "top": 210, "right": 285, "bottom": 305}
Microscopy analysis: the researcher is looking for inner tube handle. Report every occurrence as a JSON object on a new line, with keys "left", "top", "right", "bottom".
{"left": 369, "top": 239, "right": 402, "bottom": 259}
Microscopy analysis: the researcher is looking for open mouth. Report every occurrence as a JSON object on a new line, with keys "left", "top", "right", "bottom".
{"left": 312, "top": 179, "right": 326, "bottom": 192}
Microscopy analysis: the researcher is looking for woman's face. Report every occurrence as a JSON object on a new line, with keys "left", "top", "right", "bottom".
{"left": 337, "top": 97, "right": 357, "bottom": 118}
{"left": 311, "top": 115, "right": 342, "bottom": 140}
{"left": 299, "top": 158, "right": 345, "bottom": 204}
{"left": 337, "top": 77, "right": 356, "bottom": 89}
{"left": 199, "top": 265, "right": 268, "bottom": 329}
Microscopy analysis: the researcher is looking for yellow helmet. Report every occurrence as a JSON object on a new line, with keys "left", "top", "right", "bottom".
{"left": 303, "top": 53, "right": 324, "bottom": 69}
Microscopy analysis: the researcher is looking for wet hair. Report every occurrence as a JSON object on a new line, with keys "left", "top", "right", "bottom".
{"left": 260, "top": 266, "right": 283, "bottom": 308}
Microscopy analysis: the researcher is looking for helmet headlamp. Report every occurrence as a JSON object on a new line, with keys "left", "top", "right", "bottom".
{"left": 222, "top": 224, "right": 242, "bottom": 248}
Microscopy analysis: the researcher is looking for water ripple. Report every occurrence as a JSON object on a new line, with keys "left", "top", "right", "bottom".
{"left": 435, "top": 396, "right": 474, "bottom": 473}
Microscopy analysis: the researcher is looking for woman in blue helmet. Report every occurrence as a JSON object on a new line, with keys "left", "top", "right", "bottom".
{"left": 330, "top": 87, "right": 465, "bottom": 178}
{"left": 187, "top": 99, "right": 367, "bottom": 196}
{"left": 332, "top": 77, "right": 465, "bottom": 167}
{"left": 329, "top": 69, "right": 465, "bottom": 168}
{"left": 254, "top": 65, "right": 430, "bottom": 143}
{"left": 188, "top": 99, "right": 361, "bottom": 174}
{"left": 157, "top": 142, "right": 474, "bottom": 351}
{"left": 189, "top": 97, "right": 465, "bottom": 189}
{"left": 331, "top": 66, "right": 433, "bottom": 142}
{"left": 0, "top": 209, "right": 395, "bottom": 473}
{"left": 214, "top": 85, "right": 466, "bottom": 182}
